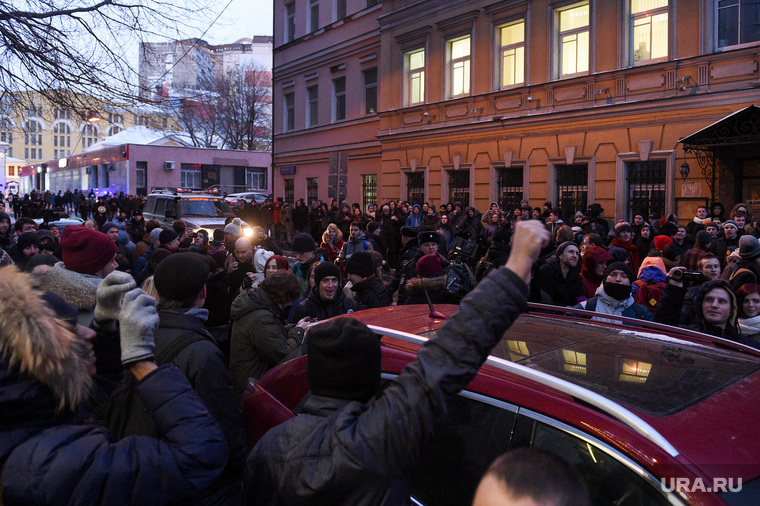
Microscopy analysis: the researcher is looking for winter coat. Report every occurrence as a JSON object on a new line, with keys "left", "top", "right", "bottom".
{"left": 404, "top": 275, "right": 459, "bottom": 305}
{"left": 573, "top": 287, "right": 653, "bottom": 323}
{"left": 321, "top": 239, "right": 345, "bottom": 262}
{"left": 292, "top": 201, "right": 308, "bottom": 232}
{"left": 538, "top": 256, "right": 585, "bottom": 307}
{"left": 292, "top": 286, "right": 358, "bottom": 321}
{"left": 350, "top": 274, "right": 392, "bottom": 310}
{"left": 0, "top": 266, "right": 228, "bottom": 505}
{"left": 151, "top": 309, "right": 247, "bottom": 505}
{"left": 229, "top": 288, "right": 304, "bottom": 396}
{"left": 394, "top": 250, "right": 449, "bottom": 306}
{"left": 580, "top": 245, "right": 613, "bottom": 299}
{"left": 405, "top": 205, "right": 422, "bottom": 229}
{"left": 337, "top": 233, "right": 372, "bottom": 261}
{"left": 609, "top": 237, "right": 641, "bottom": 274}
{"left": 245, "top": 266, "right": 530, "bottom": 505}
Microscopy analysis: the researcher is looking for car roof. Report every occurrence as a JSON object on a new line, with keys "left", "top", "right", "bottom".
{"left": 340, "top": 304, "right": 760, "bottom": 480}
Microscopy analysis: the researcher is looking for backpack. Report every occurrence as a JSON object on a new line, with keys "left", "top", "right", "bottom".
{"left": 633, "top": 280, "right": 667, "bottom": 312}
{"left": 94, "top": 332, "right": 210, "bottom": 439}
{"left": 444, "top": 261, "right": 476, "bottom": 302}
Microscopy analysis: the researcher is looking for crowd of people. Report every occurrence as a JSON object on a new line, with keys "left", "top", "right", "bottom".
{"left": 3, "top": 185, "right": 760, "bottom": 504}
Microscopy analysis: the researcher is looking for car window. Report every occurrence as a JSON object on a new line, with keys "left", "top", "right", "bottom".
{"left": 528, "top": 420, "right": 672, "bottom": 506}
{"left": 410, "top": 392, "right": 517, "bottom": 505}
{"left": 143, "top": 197, "right": 156, "bottom": 214}
{"left": 179, "top": 198, "right": 233, "bottom": 217}
{"left": 153, "top": 198, "right": 166, "bottom": 217}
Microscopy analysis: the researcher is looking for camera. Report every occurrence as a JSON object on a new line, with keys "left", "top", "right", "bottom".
{"left": 241, "top": 273, "right": 255, "bottom": 291}
{"left": 671, "top": 270, "right": 703, "bottom": 283}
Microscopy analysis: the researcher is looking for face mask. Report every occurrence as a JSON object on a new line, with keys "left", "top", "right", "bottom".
{"left": 604, "top": 281, "right": 632, "bottom": 301}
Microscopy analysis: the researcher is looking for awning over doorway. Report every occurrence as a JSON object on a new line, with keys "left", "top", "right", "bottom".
{"left": 679, "top": 105, "right": 760, "bottom": 148}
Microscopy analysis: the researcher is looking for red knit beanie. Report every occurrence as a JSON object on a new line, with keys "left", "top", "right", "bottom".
{"left": 60, "top": 226, "right": 117, "bottom": 275}
{"left": 416, "top": 254, "right": 443, "bottom": 278}
{"left": 653, "top": 235, "right": 673, "bottom": 252}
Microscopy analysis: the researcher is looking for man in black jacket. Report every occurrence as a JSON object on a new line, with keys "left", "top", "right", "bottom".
{"left": 244, "top": 220, "right": 550, "bottom": 505}
{"left": 292, "top": 262, "right": 358, "bottom": 321}
{"left": 345, "top": 251, "right": 391, "bottom": 310}
{"left": 150, "top": 253, "right": 247, "bottom": 505}
{"left": 538, "top": 241, "right": 585, "bottom": 307}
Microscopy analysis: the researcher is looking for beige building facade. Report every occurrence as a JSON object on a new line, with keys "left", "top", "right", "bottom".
{"left": 276, "top": 0, "right": 760, "bottom": 222}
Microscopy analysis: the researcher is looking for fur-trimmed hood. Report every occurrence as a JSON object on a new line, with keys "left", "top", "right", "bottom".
{"left": 0, "top": 267, "right": 92, "bottom": 414}
{"left": 405, "top": 275, "right": 446, "bottom": 294}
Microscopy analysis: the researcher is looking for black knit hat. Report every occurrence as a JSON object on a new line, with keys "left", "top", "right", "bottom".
{"left": 17, "top": 231, "right": 40, "bottom": 250}
{"left": 159, "top": 229, "right": 179, "bottom": 246}
{"left": 314, "top": 261, "right": 341, "bottom": 286}
{"left": 345, "top": 251, "right": 374, "bottom": 278}
{"left": 154, "top": 252, "right": 208, "bottom": 301}
{"left": 307, "top": 318, "right": 381, "bottom": 402}
{"left": 292, "top": 232, "right": 317, "bottom": 253}
{"left": 603, "top": 261, "right": 634, "bottom": 284}
{"left": 401, "top": 226, "right": 419, "bottom": 238}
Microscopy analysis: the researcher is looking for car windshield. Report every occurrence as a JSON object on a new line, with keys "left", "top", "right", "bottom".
{"left": 179, "top": 198, "right": 233, "bottom": 217}
{"left": 420, "top": 316, "right": 760, "bottom": 416}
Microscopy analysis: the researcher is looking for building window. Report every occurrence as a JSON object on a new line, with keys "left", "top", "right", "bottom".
{"left": 632, "top": 0, "right": 668, "bottom": 62}
{"left": 309, "top": 0, "right": 319, "bottom": 33}
{"left": 307, "top": 177, "right": 319, "bottom": 203}
{"left": 363, "top": 68, "right": 377, "bottom": 114}
{"left": 448, "top": 35, "right": 471, "bottom": 98}
{"left": 285, "top": 2, "right": 296, "bottom": 42}
{"left": 405, "top": 48, "right": 425, "bottom": 106}
{"left": 135, "top": 161, "right": 147, "bottom": 196}
{"left": 497, "top": 166, "right": 524, "bottom": 210}
{"left": 246, "top": 167, "right": 267, "bottom": 190}
{"left": 557, "top": 2, "right": 590, "bottom": 77}
{"left": 499, "top": 20, "right": 525, "bottom": 88}
{"left": 627, "top": 160, "right": 666, "bottom": 220}
{"left": 284, "top": 92, "right": 295, "bottom": 131}
{"left": 362, "top": 174, "right": 377, "bottom": 210}
{"left": 367, "top": 0, "right": 379, "bottom": 6}
{"left": 336, "top": 0, "right": 346, "bottom": 20}
{"left": 53, "top": 123, "right": 71, "bottom": 151}
{"left": 0, "top": 101, "right": 13, "bottom": 116}
{"left": 448, "top": 170, "right": 470, "bottom": 204}
{"left": 7, "top": 165, "right": 14, "bottom": 177}
{"left": 555, "top": 164, "right": 588, "bottom": 222}
{"left": 718, "top": 0, "right": 760, "bottom": 47}
{"left": 307, "top": 85, "right": 319, "bottom": 127}
{"left": 284, "top": 178, "right": 295, "bottom": 204}
{"left": 82, "top": 123, "right": 98, "bottom": 149}
{"left": 24, "top": 106, "right": 42, "bottom": 117}
{"left": 333, "top": 77, "right": 346, "bottom": 122}
{"left": 181, "top": 166, "right": 202, "bottom": 188}
{"left": 407, "top": 172, "right": 425, "bottom": 205}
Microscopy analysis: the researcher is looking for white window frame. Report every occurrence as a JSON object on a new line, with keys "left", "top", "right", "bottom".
{"left": 333, "top": 76, "right": 346, "bottom": 122}
{"left": 497, "top": 19, "right": 526, "bottom": 89}
{"left": 630, "top": 0, "right": 669, "bottom": 64}
{"left": 404, "top": 48, "right": 426, "bottom": 106}
{"left": 556, "top": 1, "right": 590, "bottom": 79}
{"left": 285, "top": 2, "right": 296, "bottom": 42}
{"left": 363, "top": 67, "right": 377, "bottom": 115}
{"left": 309, "top": 0, "right": 319, "bottom": 33}
{"left": 716, "top": 0, "right": 760, "bottom": 49}
{"left": 306, "top": 85, "right": 319, "bottom": 127}
{"left": 335, "top": 0, "right": 346, "bottom": 21}
{"left": 447, "top": 35, "right": 471, "bottom": 98}
{"left": 284, "top": 92, "right": 295, "bottom": 132}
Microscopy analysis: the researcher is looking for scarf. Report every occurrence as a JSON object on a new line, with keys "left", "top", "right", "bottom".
{"left": 739, "top": 314, "right": 760, "bottom": 338}
{"left": 589, "top": 286, "right": 634, "bottom": 323}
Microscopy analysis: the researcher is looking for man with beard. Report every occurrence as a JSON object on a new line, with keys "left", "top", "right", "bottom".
{"left": 711, "top": 220, "right": 741, "bottom": 267}
{"left": 228, "top": 237, "right": 256, "bottom": 302}
{"left": 292, "top": 262, "right": 357, "bottom": 321}
{"left": 573, "top": 262, "right": 652, "bottom": 322}
{"left": 538, "top": 241, "right": 585, "bottom": 307}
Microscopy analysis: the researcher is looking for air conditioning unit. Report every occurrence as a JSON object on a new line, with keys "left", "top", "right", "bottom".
{"left": 165, "top": 161, "right": 175, "bottom": 170}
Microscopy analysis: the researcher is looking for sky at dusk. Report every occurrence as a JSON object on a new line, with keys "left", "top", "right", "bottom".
{"left": 202, "top": 0, "right": 273, "bottom": 44}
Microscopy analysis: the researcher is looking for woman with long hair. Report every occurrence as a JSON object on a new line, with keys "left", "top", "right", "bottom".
{"left": 320, "top": 223, "right": 345, "bottom": 262}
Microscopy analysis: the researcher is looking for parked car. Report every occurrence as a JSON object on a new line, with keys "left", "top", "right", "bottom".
{"left": 33, "top": 217, "right": 85, "bottom": 231}
{"left": 242, "top": 304, "right": 760, "bottom": 505}
{"left": 224, "top": 192, "right": 269, "bottom": 205}
{"left": 142, "top": 188, "right": 248, "bottom": 236}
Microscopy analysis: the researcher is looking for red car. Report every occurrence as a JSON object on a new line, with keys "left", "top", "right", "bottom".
{"left": 241, "top": 304, "right": 760, "bottom": 505}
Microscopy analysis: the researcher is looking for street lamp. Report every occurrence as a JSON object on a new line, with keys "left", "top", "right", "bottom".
{"left": 679, "top": 161, "right": 690, "bottom": 181}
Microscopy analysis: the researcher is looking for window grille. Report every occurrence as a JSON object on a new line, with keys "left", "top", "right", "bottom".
{"left": 627, "top": 160, "right": 666, "bottom": 220}
{"left": 307, "top": 177, "right": 319, "bottom": 204}
{"left": 556, "top": 164, "right": 588, "bottom": 222}
{"left": 448, "top": 170, "right": 470, "bottom": 205}
{"left": 497, "top": 167, "right": 524, "bottom": 211}
{"left": 407, "top": 172, "right": 425, "bottom": 205}
{"left": 362, "top": 174, "right": 377, "bottom": 210}
{"left": 284, "top": 179, "right": 295, "bottom": 205}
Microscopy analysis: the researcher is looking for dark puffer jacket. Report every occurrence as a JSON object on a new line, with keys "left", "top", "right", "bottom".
{"left": 1, "top": 360, "right": 228, "bottom": 505}
{"left": 350, "top": 274, "right": 392, "bottom": 310}
{"left": 404, "top": 275, "right": 460, "bottom": 305}
{"left": 538, "top": 255, "right": 585, "bottom": 307}
{"left": 229, "top": 287, "right": 305, "bottom": 396}
{"left": 245, "top": 266, "right": 529, "bottom": 505}
{"left": 292, "top": 286, "right": 358, "bottom": 322}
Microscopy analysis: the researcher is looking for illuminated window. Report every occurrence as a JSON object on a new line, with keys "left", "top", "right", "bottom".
{"left": 632, "top": 0, "right": 668, "bottom": 62}
{"left": 619, "top": 359, "right": 652, "bottom": 383}
{"left": 448, "top": 35, "right": 471, "bottom": 97}
{"left": 562, "top": 349, "right": 587, "bottom": 374}
{"left": 557, "top": 2, "right": 590, "bottom": 77}
{"left": 508, "top": 340, "right": 530, "bottom": 361}
{"left": 405, "top": 48, "right": 425, "bottom": 106}
{"left": 499, "top": 20, "right": 525, "bottom": 88}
